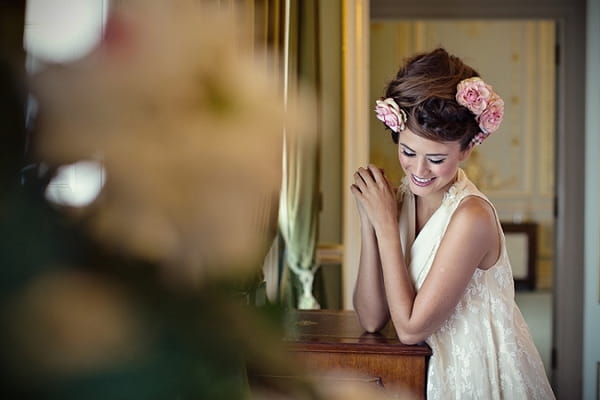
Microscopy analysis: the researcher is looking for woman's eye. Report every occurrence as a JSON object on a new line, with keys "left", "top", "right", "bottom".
{"left": 402, "top": 150, "right": 416, "bottom": 157}
{"left": 428, "top": 158, "right": 445, "bottom": 164}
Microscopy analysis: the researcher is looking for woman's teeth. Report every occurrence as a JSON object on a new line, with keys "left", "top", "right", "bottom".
{"left": 412, "top": 175, "right": 434, "bottom": 186}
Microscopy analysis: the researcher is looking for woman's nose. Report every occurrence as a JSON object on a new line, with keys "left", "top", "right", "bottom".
{"left": 414, "top": 157, "right": 429, "bottom": 177}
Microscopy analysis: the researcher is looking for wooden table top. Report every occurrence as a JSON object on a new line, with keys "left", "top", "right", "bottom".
{"left": 285, "top": 309, "right": 432, "bottom": 356}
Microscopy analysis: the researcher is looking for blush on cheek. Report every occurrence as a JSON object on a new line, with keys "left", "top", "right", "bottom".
{"left": 436, "top": 164, "right": 456, "bottom": 176}
{"left": 398, "top": 159, "right": 410, "bottom": 175}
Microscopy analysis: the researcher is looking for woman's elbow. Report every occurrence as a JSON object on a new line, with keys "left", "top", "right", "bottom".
{"left": 397, "top": 332, "right": 422, "bottom": 345}
{"left": 356, "top": 313, "right": 388, "bottom": 333}
{"left": 395, "top": 326, "right": 427, "bottom": 345}
{"left": 361, "top": 320, "right": 386, "bottom": 333}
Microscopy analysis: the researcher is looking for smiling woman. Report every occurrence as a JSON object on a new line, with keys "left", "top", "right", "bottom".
{"left": 366, "top": 19, "right": 558, "bottom": 386}
{"left": 354, "top": 0, "right": 598, "bottom": 398}
{"left": 352, "top": 47, "right": 555, "bottom": 399}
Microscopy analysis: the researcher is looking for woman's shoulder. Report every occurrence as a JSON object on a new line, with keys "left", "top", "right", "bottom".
{"left": 442, "top": 195, "right": 500, "bottom": 268}
{"left": 449, "top": 195, "right": 499, "bottom": 251}
{"left": 452, "top": 195, "right": 497, "bottom": 228}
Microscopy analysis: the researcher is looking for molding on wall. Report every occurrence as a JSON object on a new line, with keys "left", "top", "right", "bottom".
{"left": 341, "top": 0, "right": 369, "bottom": 310}
{"left": 583, "top": 0, "right": 600, "bottom": 397}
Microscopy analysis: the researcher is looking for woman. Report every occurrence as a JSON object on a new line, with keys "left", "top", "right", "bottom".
{"left": 351, "top": 48, "right": 554, "bottom": 399}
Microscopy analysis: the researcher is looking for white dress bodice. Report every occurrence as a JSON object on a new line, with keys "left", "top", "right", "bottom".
{"left": 397, "top": 169, "right": 554, "bottom": 400}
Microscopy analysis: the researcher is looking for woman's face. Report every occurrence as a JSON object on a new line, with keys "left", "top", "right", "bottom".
{"left": 398, "top": 128, "right": 471, "bottom": 201}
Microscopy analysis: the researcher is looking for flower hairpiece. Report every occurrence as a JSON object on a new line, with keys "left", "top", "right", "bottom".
{"left": 456, "top": 77, "right": 504, "bottom": 146}
{"left": 375, "top": 98, "right": 407, "bottom": 133}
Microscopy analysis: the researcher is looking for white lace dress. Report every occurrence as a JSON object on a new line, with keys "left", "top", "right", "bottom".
{"left": 397, "top": 169, "right": 555, "bottom": 400}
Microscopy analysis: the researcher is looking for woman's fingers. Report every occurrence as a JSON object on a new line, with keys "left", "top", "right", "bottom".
{"left": 353, "top": 167, "right": 374, "bottom": 192}
{"left": 354, "top": 165, "right": 392, "bottom": 198}
{"left": 367, "top": 164, "right": 386, "bottom": 185}
{"left": 353, "top": 173, "right": 365, "bottom": 193}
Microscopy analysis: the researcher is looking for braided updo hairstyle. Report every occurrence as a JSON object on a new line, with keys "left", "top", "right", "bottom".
{"left": 384, "top": 48, "right": 481, "bottom": 151}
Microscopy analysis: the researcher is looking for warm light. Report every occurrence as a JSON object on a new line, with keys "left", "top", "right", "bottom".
{"left": 24, "top": 0, "right": 109, "bottom": 63}
{"left": 45, "top": 161, "right": 105, "bottom": 207}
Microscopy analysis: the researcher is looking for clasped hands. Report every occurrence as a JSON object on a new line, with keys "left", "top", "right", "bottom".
{"left": 350, "top": 164, "right": 398, "bottom": 232}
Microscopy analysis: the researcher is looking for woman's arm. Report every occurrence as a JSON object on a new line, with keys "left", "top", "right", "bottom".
{"left": 352, "top": 219, "right": 390, "bottom": 332}
{"left": 351, "top": 168, "right": 390, "bottom": 332}
{"left": 355, "top": 165, "right": 500, "bottom": 344}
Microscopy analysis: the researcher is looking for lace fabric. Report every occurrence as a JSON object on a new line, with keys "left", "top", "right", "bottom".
{"left": 398, "top": 169, "right": 555, "bottom": 399}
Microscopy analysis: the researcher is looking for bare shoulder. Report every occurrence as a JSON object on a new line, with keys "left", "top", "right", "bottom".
{"left": 453, "top": 195, "right": 496, "bottom": 225}
{"left": 448, "top": 195, "right": 500, "bottom": 268}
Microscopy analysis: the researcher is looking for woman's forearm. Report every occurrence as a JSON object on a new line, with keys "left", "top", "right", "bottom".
{"left": 353, "top": 224, "right": 390, "bottom": 332}
{"left": 375, "top": 222, "right": 418, "bottom": 343}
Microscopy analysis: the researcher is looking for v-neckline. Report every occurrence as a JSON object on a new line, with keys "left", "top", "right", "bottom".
{"left": 400, "top": 169, "right": 465, "bottom": 256}
{"left": 412, "top": 193, "right": 442, "bottom": 241}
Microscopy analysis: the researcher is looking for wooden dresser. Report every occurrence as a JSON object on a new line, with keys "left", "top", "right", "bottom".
{"left": 284, "top": 310, "right": 431, "bottom": 399}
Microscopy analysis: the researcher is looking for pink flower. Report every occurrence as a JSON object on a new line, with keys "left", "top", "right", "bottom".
{"left": 456, "top": 76, "right": 504, "bottom": 146}
{"left": 471, "top": 132, "right": 489, "bottom": 146}
{"left": 456, "top": 77, "right": 492, "bottom": 116}
{"left": 375, "top": 98, "right": 407, "bottom": 133}
{"left": 477, "top": 96, "right": 504, "bottom": 134}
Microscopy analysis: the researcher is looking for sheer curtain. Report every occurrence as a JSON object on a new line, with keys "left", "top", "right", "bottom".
{"left": 278, "top": 0, "right": 321, "bottom": 309}
{"left": 250, "top": 0, "right": 322, "bottom": 309}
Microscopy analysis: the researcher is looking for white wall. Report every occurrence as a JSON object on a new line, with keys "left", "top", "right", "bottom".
{"left": 583, "top": 0, "right": 600, "bottom": 397}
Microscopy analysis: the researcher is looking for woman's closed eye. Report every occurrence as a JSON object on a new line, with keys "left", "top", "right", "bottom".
{"left": 428, "top": 157, "right": 446, "bottom": 164}
{"left": 401, "top": 150, "right": 446, "bottom": 164}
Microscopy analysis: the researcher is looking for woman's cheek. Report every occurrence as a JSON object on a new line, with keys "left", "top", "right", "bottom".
{"left": 398, "top": 155, "right": 410, "bottom": 172}
{"left": 434, "top": 161, "right": 459, "bottom": 180}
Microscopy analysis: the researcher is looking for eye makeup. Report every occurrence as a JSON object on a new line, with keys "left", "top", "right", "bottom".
{"left": 400, "top": 144, "right": 447, "bottom": 164}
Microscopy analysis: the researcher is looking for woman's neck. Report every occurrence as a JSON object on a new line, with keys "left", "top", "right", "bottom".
{"left": 413, "top": 170, "right": 459, "bottom": 225}
{"left": 416, "top": 194, "right": 442, "bottom": 214}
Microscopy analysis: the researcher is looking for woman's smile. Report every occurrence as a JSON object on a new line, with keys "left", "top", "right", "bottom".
{"left": 398, "top": 128, "right": 471, "bottom": 203}
{"left": 411, "top": 174, "right": 436, "bottom": 187}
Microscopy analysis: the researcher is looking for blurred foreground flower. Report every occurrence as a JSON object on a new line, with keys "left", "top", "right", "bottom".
{"left": 32, "top": 0, "right": 291, "bottom": 284}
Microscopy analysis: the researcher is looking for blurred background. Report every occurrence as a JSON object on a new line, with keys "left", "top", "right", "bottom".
{"left": 0, "top": 0, "right": 598, "bottom": 399}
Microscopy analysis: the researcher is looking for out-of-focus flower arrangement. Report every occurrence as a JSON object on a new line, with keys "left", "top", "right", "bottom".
{"left": 0, "top": 1, "right": 311, "bottom": 399}
{"left": 0, "top": 1, "right": 417, "bottom": 399}
{"left": 33, "top": 0, "right": 285, "bottom": 279}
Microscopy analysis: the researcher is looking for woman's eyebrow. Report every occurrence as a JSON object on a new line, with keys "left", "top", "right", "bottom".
{"left": 399, "top": 143, "right": 415, "bottom": 152}
{"left": 426, "top": 153, "right": 448, "bottom": 157}
{"left": 399, "top": 143, "right": 448, "bottom": 157}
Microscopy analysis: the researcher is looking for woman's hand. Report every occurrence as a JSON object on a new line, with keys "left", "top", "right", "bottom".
{"left": 350, "top": 164, "right": 398, "bottom": 232}
{"left": 350, "top": 168, "right": 372, "bottom": 228}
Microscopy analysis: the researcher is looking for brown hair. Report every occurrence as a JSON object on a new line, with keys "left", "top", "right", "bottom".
{"left": 383, "top": 48, "right": 480, "bottom": 150}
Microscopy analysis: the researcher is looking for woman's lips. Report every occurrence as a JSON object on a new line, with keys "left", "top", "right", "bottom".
{"left": 411, "top": 174, "right": 435, "bottom": 187}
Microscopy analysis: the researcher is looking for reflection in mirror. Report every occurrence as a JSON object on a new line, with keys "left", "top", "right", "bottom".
{"left": 369, "top": 19, "right": 556, "bottom": 378}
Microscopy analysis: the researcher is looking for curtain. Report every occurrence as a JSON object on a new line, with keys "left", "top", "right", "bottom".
{"left": 245, "top": 0, "right": 321, "bottom": 309}
{"left": 277, "top": 0, "right": 321, "bottom": 309}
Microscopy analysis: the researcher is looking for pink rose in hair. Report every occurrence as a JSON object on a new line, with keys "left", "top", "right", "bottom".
{"left": 375, "top": 98, "right": 407, "bottom": 133}
{"left": 471, "top": 132, "right": 489, "bottom": 146}
{"left": 456, "top": 77, "right": 492, "bottom": 116}
{"left": 478, "top": 96, "right": 504, "bottom": 134}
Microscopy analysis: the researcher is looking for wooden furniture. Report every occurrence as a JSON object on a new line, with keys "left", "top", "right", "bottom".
{"left": 501, "top": 222, "right": 538, "bottom": 290}
{"left": 284, "top": 309, "right": 431, "bottom": 399}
